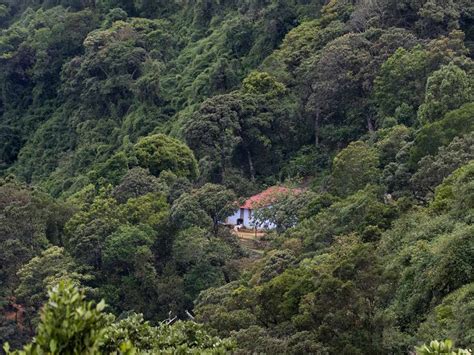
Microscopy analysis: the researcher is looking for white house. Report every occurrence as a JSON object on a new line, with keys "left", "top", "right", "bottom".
{"left": 226, "top": 186, "right": 301, "bottom": 230}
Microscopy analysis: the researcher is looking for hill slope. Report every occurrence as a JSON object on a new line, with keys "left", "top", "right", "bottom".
{"left": 0, "top": 0, "right": 473, "bottom": 353}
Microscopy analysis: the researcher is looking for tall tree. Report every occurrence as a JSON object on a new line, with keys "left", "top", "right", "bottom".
{"left": 417, "top": 62, "right": 474, "bottom": 123}
{"left": 134, "top": 134, "right": 198, "bottom": 179}
{"left": 184, "top": 94, "right": 243, "bottom": 182}
{"left": 330, "top": 141, "right": 380, "bottom": 197}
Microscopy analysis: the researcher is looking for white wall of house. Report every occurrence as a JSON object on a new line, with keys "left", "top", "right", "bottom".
{"left": 226, "top": 208, "right": 253, "bottom": 228}
{"left": 243, "top": 209, "right": 253, "bottom": 228}
{"left": 226, "top": 209, "right": 242, "bottom": 225}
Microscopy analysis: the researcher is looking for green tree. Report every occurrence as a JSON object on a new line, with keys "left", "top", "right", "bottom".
{"left": 119, "top": 192, "right": 169, "bottom": 227}
{"left": 185, "top": 89, "right": 301, "bottom": 182}
{"left": 330, "top": 141, "right": 380, "bottom": 197}
{"left": 170, "top": 192, "right": 213, "bottom": 231}
{"left": 0, "top": 8, "right": 98, "bottom": 173}
{"left": 5, "top": 282, "right": 234, "bottom": 354}
{"left": 410, "top": 103, "right": 474, "bottom": 166}
{"left": 430, "top": 160, "right": 474, "bottom": 215}
{"left": 61, "top": 20, "right": 148, "bottom": 117}
{"left": 374, "top": 46, "right": 434, "bottom": 121}
{"left": 184, "top": 94, "right": 243, "bottom": 182}
{"left": 102, "top": 225, "right": 155, "bottom": 273}
{"left": 303, "top": 27, "right": 418, "bottom": 145}
{"left": 102, "top": 313, "right": 235, "bottom": 354}
{"left": 242, "top": 71, "right": 286, "bottom": 97}
{"left": 134, "top": 134, "right": 198, "bottom": 179}
{"left": 417, "top": 284, "right": 474, "bottom": 349}
{"left": 89, "top": 152, "right": 130, "bottom": 187}
{"left": 5, "top": 281, "right": 108, "bottom": 355}
{"left": 194, "top": 183, "right": 237, "bottom": 236}
{"left": 264, "top": 19, "right": 345, "bottom": 82}
{"left": 374, "top": 31, "right": 470, "bottom": 123}
{"left": 112, "top": 167, "right": 164, "bottom": 203}
{"left": 415, "top": 340, "right": 472, "bottom": 355}
{"left": 172, "top": 227, "right": 233, "bottom": 301}
{"left": 291, "top": 186, "right": 396, "bottom": 250}
{"left": 15, "top": 246, "right": 91, "bottom": 331}
{"left": 0, "top": 178, "right": 70, "bottom": 294}
{"left": 172, "top": 183, "right": 237, "bottom": 235}
{"left": 252, "top": 190, "right": 316, "bottom": 232}
{"left": 418, "top": 63, "right": 474, "bottom": 123}
{"left": 305, "top": 32, "right": 374, "bottom": 145}
{"left": 64, "top": 190, "right": 123, "bottom": 268}
{"left": 101, "top": 224, "right": 161, "bottom": 317}
{"left": 295, "top": 235, "right": 384, "bottom": 354}
{"left": 411, "top": 133, "right": 474, "bottom": 201}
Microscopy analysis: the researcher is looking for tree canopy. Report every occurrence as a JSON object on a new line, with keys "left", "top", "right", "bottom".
{"left": 0, "top": 0, "right": 473, "bottom": 353}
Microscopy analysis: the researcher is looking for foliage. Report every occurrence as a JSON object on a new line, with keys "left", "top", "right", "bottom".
{"left": 134, "top": 134, "right": 198, "bottom": 179}
{"left": 430, "top": 160, "right": 474, "bottom": 215}
{"left": 112, "top": 167, "right": 165, "bottom": 203}
{"left": 409, "top": 103, "right": 474, "bottom": 166}
{"left": 171, "top": 183, "right": 236, "bottom": 235}
{"left": 418, "top": 63, "right": 474, "bottom": 123}
{"left": 172, "top": 227, "right": 233, "bottom": 300}
{"left": 4, "top": 282, "right": 234, "bottom": 354}
{"left": 374, "top": 45, "right": 438, "bottom": 121}
{"left": 415, "top": 340, "right": 472, "bottom": 355}
{"left": 374, "top": 31, "right": 471, "bottom": 123}
{"left": 185, "top": 87, "right": 301, "bottom": 183}
{"left": 241, "top": 71, "right": 286, "bottom": 97}
{"left": 103, "top": 313, "right": 235, "bottom": 354}
{"left": 330, "top": 141, "right": 380, "bottom": 197}
{"left": 252, "top": 189, "right": 316, "bottom": 232}
{"left": 1, "top": 0, "right": 474, "bottom": 353}
{"left": 5, "top": 281, "right": 108, "bottom": 354}
{"left": 417, "top": 284, "right": 474, "bottom": 349}
{"left": 0, "top": 177, "right": 71, "bottom": 296}
{"left": 15, "top": 246, "right": 92, "bottom": 328}
{"left": 411, "top": 133, "right": 474, "bottom": 201}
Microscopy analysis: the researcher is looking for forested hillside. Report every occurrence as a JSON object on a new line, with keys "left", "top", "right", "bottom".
{"left": 0, "top": 0, "right": 473, "bottom": 353}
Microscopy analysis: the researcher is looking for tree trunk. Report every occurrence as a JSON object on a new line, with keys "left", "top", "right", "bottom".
{"left": 220, "top": 149, "right": 227, "bottom": 183}
{"left": 213, "top": 217, "right": 219, "bottom": 236}
{"left": 246, "top": 147, "right": 256, "bottom": 182}
{"left": 314, "top": 108, "right": 320, "bottom": 147}
{"left": 367, "top": 115, "right": 375, "bottom": 133}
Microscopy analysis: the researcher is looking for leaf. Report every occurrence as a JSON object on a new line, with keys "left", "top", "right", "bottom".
{"left": 50, "top": 339, "right": 57, "bottom": 353}
{"left": 97, "top": 299, "right": 106, "bottom": 312}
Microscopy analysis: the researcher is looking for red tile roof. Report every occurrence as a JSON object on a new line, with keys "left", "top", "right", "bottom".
{"left": 240, "top": 186, "right": 302, "bottom": 209}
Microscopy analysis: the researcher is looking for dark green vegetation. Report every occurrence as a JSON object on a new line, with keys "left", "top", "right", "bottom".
{"left": 0, "top": 0, "right": 473, "bottom": 353}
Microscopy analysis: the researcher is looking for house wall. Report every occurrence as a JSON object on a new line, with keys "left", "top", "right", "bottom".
{"left": 226, "top": 208, "right": 253, "bottom": 228}
{"left": 226, "top": 209, "right": 241, "bottom": 225}
{"left": 242, "top": 208, "right": 253, "bottom": 228}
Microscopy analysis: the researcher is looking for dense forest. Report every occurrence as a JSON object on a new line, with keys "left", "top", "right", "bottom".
{"left": 0, "top": 0, "right": 473, "bottom": 353}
